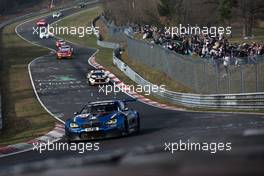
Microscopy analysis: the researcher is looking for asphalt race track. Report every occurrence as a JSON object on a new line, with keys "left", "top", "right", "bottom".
{"left": 1, "top": 3, "right": 264, "bottom": 175}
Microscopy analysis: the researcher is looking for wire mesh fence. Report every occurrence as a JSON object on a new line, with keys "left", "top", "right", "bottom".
{"left": 127, "top": 37, "right": 264, "bottom": 94}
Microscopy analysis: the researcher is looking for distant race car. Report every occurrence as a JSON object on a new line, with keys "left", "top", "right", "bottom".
{"left": 36, "top": 19, "right": 47, "bottom": 27}
{"left": 87, "top": 69, "right": 110, "bottom": 85}
{"left": 76, "top": 3, "right": 86, "bottom": 8}
{"left": 39, "top": 31, "right": 54, "bottom": 39}
{"left": 56, "top": 39, "right": 66, "bottom": 48}
{"left": 52, "top": 11, "right": 62, "bottom": 18}
{"left": 56, "top": 45, "right": 73, "bottom": 59}
{"left": 65, "top": 99, "right": 140, "bottom": 142}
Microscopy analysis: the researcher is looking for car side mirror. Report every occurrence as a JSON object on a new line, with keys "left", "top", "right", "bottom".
{"left": 74, "top": 112, "right": 79, "bottom": 115}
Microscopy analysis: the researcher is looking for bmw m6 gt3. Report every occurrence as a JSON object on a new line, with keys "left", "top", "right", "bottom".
{"left": 87, "top": 69, "right": 110, "bottom": 85}
{"left": 65, "top": 100, "right": 140, "bottom": 142}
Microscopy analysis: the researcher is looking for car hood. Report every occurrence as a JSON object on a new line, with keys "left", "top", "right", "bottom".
{"left": 73, "top": 112, "right": 122, "bottom": 124}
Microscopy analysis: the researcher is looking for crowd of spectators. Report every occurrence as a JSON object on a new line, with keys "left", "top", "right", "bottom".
{"left": 131, "top": 25, "right": 264, "bottom": 69}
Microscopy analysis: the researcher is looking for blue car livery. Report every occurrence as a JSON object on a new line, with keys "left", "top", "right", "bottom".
{"left": 65, "top": 99, "right": 140, "bottom": 142}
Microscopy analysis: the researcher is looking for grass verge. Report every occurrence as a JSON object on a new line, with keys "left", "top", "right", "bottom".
{"left": 0, "top": 19, "right": 56, "bottom": 146}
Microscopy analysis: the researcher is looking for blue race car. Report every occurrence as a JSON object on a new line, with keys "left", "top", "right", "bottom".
{"left": 65, "top": 99, "right": 140, "bottom": 142}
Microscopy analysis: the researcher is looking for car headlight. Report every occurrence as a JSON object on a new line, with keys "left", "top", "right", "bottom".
{"left": 91, "top": 75, "right": 96, "bottom": 78}
{"left": 106, "top": 118, "right": 117, "bottom": 125}
{"left": 70, "top": 123, "right": 79, "bottom": 128}
{"left": 89, "top": 78, "right": 95, "bottom": 82}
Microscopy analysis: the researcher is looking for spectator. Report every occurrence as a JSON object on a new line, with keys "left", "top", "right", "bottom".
{"left": 115, "top": 48, "right": 122, "bottom": 59}
{"left": 131, "top": 24, "right": 264, "bottom": 66}
{"left": 223, "top": 53, "right": 230, "bottom": 74}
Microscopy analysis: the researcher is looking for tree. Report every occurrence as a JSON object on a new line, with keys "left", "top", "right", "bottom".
{"left": 158, "top": 0, "right": 188, "bottom": 25}
{"left": 218, "top": 0, "right": 233, "bottom": 25}
{"left": 102, "top": 0, "right": 159, "bottom": 25}
{"left": 157, "top": 0, "right": 176, "bottom": 24}
{"left": 237, "top": 0, "right": 264, "bottom": 37}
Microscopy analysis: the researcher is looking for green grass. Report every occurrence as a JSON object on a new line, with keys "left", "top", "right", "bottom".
{"left": 0, "top": 18, "right": 56, "bottom": 146}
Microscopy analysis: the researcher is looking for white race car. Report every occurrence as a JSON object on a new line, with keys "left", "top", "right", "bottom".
{"left": 52, "top": 11, "right": 62, "bottom": 18}
{"left": 39, "top": 31, "right": 54, "bottom": 39}
{"left": 87, "top": 69, "right": 110, "bottom": 85}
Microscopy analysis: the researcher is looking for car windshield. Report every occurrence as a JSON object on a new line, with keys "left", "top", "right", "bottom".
{"left": 92, "top": 72, "right": 104, "bottom": 76}
{"left": 60, "top": 46, "right": 70, "bottom": 51}
{"left": 81, "top": 103, "right": 118, "bottom": 115}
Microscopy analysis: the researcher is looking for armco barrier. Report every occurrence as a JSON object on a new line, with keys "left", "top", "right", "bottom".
{"left": 113, "top": 54, "right": 264, "bottom": 110}
{"left": 97, "top": 40, "right": 120, "bottom": 49}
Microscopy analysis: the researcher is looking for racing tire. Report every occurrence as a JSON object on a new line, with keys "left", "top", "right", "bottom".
{"left": 62, "top": 135, "right": 72, "bottom": 144}
{"left": 122, "top": 118, "right": 130, "bottom": 136}
{"left": 135, "top": 117, "right": 140, "bottom": 133}
{"left": 88, "top": 81, "right": 95, "bottom": 86}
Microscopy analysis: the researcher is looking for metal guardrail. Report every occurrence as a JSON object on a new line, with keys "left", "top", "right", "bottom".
{"left": 113, "top": 54, "right": 264, "bottom": 110}
{"left": 97, "top": 40, "right": 120, "bottom": 49}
